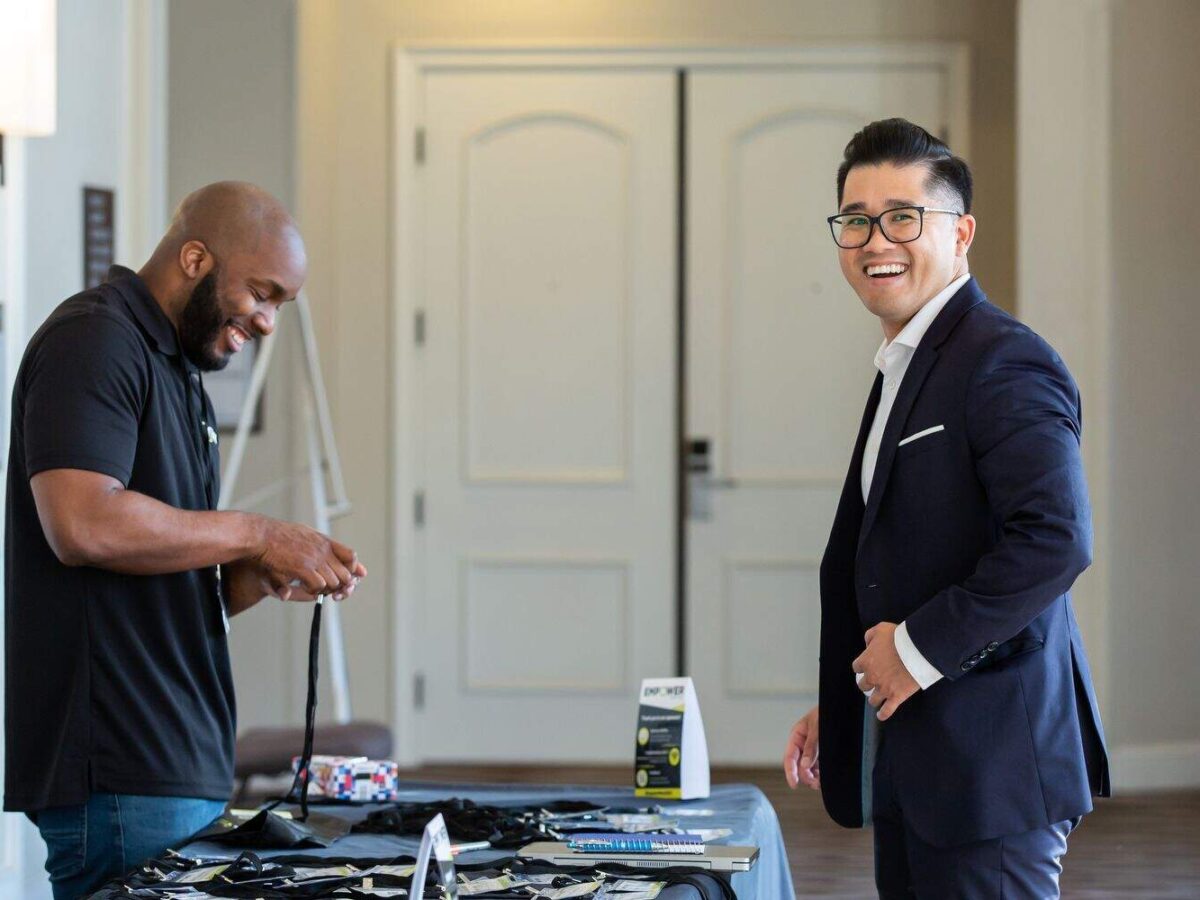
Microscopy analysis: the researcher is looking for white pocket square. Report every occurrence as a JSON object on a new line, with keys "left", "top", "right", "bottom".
{"left": 898, "top": 424, "right": 945, "bottom": 447}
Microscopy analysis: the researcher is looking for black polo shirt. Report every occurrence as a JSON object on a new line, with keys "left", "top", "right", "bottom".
{"left": 4, "top": 266, "right": 235, "bottom": 812}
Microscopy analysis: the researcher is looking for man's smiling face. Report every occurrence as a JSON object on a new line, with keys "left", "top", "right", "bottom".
{"left": 836, "top": 161, "right": 975, "bottom": 338}
{"left": 178, "top": 230, "right": 306, "bottom": 371}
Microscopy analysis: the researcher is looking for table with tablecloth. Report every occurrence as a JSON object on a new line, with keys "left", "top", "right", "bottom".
{"left": 100, "top": 781, "right": 794, "bottom": 899}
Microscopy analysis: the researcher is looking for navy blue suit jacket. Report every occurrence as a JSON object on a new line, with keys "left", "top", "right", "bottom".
{"left": 818, "top": 278, "right": 1110, "bottom": 848}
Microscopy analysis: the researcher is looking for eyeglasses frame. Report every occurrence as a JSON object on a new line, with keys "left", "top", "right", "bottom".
{"left": 826, "top": 205, "right": 963, "bottom": 249}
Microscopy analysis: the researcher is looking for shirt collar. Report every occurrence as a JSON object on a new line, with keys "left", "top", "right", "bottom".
{"left": 105, "top": 264, "right": 183, "bottom": 359}
{"left": 873, "top": 272, "right": 973, "bottom": 373}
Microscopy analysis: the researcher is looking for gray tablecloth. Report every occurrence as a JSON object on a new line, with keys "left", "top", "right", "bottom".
{"left": 181, "top": 781, "right": 794, "bottom": 900}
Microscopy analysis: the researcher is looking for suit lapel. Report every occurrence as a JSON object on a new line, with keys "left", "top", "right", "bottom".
{"left": 832, "top": 372, "right": 882, "bottom": 532}
{"left": 849, "top": 374, "right": 883, "bottom": 499}
{"left": 857, "top": 345, "right": 938, "bottom": 554}
{"left": 856, "top": 278, "right": 987, "bottom": 554}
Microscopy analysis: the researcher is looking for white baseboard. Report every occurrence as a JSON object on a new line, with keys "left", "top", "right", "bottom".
{"left": 1110, "top": 741, "right": 1200, "bottom": 792}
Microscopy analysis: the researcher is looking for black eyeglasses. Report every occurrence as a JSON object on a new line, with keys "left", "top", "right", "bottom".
{"left": 827, "top": 205, "right": 962, "bottom": 249}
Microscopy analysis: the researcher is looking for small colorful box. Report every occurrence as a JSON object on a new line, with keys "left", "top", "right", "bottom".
{"left": 292, "top": 754, "right": 401, "bottom": 802}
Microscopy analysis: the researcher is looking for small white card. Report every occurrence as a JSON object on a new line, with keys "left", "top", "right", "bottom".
{"left": 458, "top": 874, "right": 515, "bottom": 895}
{"left": 634, "top": 677, "right": 710, "bottom": 800}
{"left": 171, "top": 863, "right": 230, "bottom": 883}
{"left": 608, "top": 879, "right": 665, "bottom": 894}
{"left": 361, "top": 864, "right": 416, "bottom": 878}
{"left": 411, "top": 812, "right": 458, "bottom": 898}
{"left": 511, "top": 873, "right": 560, "bottom": 885}
{"left": 537, "top": 882, "right": 603, "bottom": 898}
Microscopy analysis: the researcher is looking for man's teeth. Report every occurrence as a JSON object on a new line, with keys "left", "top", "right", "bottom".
{"left": 229, "top": 326, "right": 246, "bottom": 348}
{"left": 866, "top": 264, "right": 909, "bottom": 277}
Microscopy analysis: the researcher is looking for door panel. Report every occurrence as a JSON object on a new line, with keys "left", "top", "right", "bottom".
{"left": 413, "top": 56, "right": 959, "bottom": 765}
{"left": 418, "top": 70, "right": 676, "bottom": 761}
{"left": 686, "top": 67, "right": 950, "bottom": 762}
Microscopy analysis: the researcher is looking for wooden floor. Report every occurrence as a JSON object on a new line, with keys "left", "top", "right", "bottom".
{"left": 405, "top": 764, "right": 1200, "bottom": 899}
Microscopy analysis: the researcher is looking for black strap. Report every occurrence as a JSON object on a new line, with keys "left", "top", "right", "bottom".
{"left": 267, "top": 599, "right": 323, "bottom": 821}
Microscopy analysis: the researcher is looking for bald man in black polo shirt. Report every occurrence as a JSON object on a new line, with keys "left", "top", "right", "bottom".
{"left": 4, "top": 182, "right": 368, "bottom": 900}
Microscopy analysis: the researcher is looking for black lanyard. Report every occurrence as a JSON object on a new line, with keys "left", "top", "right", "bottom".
{"left": 267, "top": 600, "right": 322, "bottom": 822}
{"left": 184, "top": 368, "right": 219, "bottom": 510}
{"left": 180, "top": 365, "right": 227, "bottom": 629}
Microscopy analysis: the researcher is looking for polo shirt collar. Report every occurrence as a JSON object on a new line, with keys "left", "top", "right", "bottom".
{"left": 105, "top": 264, "right": 183, "bottom": 359}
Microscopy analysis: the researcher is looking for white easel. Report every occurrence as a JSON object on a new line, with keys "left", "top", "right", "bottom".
{"left": 217, "top": 291, "right": 354, "bottom": 724}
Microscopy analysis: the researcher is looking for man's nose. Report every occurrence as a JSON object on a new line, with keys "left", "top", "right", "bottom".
{"left": 251, "top": 307, "right": 276, "bottom": 337}
{"left": 863, "top": 221, "right": 897, "bottom": 252}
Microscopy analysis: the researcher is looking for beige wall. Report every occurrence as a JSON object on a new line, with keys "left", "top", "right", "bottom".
{"left": 294, "top": 0, "right": 1018, "bottom": 736}
{"left": 23, "top": 0, "right": 125, "bottom": 330}
{"left": 1017, "top": 0, "right": 1200, "bottom": 787}
{"left": 1108, "top": 0, "right": 1200, "bottom": 747}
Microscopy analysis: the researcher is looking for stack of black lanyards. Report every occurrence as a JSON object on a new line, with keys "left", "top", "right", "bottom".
{"left": 266, "top": 596, "right": 324, "bottom": 822}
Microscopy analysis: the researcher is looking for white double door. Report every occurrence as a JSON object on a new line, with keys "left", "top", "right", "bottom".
{"left": 413, "top": 53, "right": 953, "bottom": 763}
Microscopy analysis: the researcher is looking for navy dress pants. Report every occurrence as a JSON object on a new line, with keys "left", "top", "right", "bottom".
{"left": 872, "top": 734, "right": 1080, "bottom": 899}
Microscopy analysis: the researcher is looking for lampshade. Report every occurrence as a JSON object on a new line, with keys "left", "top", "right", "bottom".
{"left": 0, "top": 0, "right": 57, "bottom": 136}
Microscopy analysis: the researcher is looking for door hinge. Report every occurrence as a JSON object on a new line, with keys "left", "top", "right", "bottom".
{"left": 413, "top": 490, "right": 425, "bottom": 527}
{"left": 413, "top": 671, "right": 426, "bottom": 711}
{"left": 415, "top": 127, "right": 426, "bottom": 164}
{"left": 414, "top": 309, "right": 426, "bottom": 346}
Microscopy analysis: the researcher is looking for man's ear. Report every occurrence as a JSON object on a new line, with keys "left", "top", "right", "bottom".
{"left": 956, "top": 214, "right": 977, "bottom": 257}
{"left": 178, "top": 240, "right": 215, "bottom": 280}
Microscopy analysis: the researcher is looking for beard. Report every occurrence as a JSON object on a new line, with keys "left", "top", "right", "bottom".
{"left": 178, "top": 269, "right": 231, "bottom": 371}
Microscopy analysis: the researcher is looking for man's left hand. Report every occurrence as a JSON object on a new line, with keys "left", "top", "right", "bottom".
{"left": 852, "top": 622, "right": 920, "bottom": 722}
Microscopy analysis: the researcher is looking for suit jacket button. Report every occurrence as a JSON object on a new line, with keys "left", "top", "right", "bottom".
{"left": 987, "top": 642, "right": 999, "bottom": 652}
{"left": 961, "top": 661, "right": 972, "bottom": 671}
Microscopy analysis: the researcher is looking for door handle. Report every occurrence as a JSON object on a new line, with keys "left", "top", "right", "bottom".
{"left": 686, "top": 438, "right": 736, "bottom": 519}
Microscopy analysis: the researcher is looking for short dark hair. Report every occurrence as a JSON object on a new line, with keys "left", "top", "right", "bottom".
{"left": 836, "top": 118, "right": 973, "bottom": 214}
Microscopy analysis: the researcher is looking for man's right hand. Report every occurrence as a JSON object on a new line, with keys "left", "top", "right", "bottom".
{"left": 253, "top": 518, "right": 367, "bottom": 601}
{"left": 783, "top": 705, "right": 820, "bottom": 790}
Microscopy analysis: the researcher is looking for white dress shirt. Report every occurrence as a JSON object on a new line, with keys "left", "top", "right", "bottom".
{"left": 861, "top": 273, "right": 971, "bottom": 690}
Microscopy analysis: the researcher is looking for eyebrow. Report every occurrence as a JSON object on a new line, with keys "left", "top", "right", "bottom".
{"left": 839, "top": 198, "right": 920, "bottom": 214}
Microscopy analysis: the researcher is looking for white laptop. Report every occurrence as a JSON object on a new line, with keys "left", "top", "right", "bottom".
{"left": 517, "top": 841, "right": 758, "bottom": 873}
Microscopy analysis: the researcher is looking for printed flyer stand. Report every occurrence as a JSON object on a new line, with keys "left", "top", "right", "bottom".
{"left": 634, "top": 677, "right": 710, "bottom": 800}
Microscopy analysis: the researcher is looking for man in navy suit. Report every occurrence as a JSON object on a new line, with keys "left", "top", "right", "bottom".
{"left": 781, "top": 119, "right": 1109, "bottom": 898}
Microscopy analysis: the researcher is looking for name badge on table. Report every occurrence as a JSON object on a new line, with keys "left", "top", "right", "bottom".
{"left": 635, "top": 677, "right": 710, "bottom": 800}
{"left": 412, "top": 812, "right": 458, "bottom": 898}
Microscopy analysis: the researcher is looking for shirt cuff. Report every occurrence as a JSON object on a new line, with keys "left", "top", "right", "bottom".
{"left": 895, "top": 620, "right": 944, "bottom": 689}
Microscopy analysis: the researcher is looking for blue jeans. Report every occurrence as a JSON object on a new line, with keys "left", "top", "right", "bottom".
{"left": 31, "top": 793, "right": 226, "bottom": 900}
